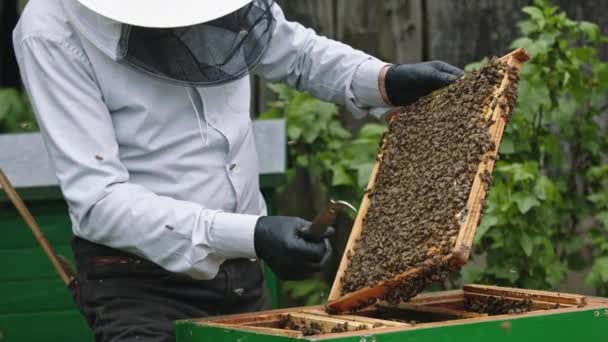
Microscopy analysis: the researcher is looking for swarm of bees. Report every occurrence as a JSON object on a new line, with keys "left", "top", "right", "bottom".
{"left": 279, "top": 316, "right": 325, "bottom": 336}
{"left": 278, "top": 315, "right": 368, "bottom": 336}
{"left": 465, "top": 296, "right": 533, "bottom": 315}
{"left": 341, "top": 59, "right": 521, "bottom": 304}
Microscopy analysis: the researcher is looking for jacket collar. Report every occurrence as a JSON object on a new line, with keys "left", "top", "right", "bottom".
{"left": 61, "top": 0, "right": 122, "bottom": 60}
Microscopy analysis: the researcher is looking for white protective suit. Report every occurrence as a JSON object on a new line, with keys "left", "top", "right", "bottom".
{"left": 13, "top": 0, "right": 391, "bottom": 279}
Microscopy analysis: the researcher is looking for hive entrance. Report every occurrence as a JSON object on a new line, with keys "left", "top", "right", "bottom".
{"left": 327, "top": 49, "right": 530, "bottom": 313}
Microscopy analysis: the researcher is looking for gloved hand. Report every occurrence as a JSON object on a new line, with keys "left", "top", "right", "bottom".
{"left": 384, "top": 61, "right": 464, "bottom": 106}
{"left": 254, "top": 216, "right": 334, "bottom": 280}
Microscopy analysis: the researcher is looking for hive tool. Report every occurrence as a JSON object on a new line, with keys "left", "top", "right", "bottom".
{"left": 300, "top": 199, "right": 358, "bottom": 241}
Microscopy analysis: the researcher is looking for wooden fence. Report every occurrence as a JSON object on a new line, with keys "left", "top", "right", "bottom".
{"left": 277, "top": 0, "right": 608, "bottom": 67}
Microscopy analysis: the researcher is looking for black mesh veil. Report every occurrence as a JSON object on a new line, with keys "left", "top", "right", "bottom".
{"left": 117, "top": 0, "right": 275, "bottom": 86}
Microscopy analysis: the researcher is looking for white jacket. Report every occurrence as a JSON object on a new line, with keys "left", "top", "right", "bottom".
{"left": 13, "top": 0, "right": 390, "bottom": 279}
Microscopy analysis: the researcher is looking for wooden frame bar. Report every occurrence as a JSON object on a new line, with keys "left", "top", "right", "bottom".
{"left": 300, "top": 309, "right": 411, "bottom": 327}
{"left": 463, "top": 284, "right": 586, "bottom": 307}
{"left": 378, "top": 302, "right": 488, "bottom": 319}
{"left": 327, "top": 49, "right": 530, "bottom": 313}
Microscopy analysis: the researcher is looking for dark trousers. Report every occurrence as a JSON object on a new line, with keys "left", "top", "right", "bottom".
{"left": 70, "top": 237, "right": 271, "bottom": 342}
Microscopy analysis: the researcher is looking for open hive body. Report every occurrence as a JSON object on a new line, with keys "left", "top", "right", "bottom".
{"left": 326, "top": 49, "right": 531, "bottom": 313}
{"left": 177, "top": 285, "right": 608, "bottom": 341}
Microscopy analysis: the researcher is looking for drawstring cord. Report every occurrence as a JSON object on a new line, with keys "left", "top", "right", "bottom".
{"left": 186, "top": 88, "right": 210, "bottom": 146}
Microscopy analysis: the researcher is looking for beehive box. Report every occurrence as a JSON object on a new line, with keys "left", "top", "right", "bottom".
{"left": 327, "top": 49, "right": 530, "bottom": 313}
{"left": 176, "top": 285, "right": 608, "bottom": 341}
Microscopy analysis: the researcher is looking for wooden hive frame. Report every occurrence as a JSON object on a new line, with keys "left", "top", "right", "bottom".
{"left": 326, "top": 49, "right": 531, "bottom": 313}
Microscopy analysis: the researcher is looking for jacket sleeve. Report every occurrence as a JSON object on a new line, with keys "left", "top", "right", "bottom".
{"left": 254, "top": 4, "right": 392, "bottom": 118}
{"left": 14, "top": 34, "right": 259, "bottom": 280}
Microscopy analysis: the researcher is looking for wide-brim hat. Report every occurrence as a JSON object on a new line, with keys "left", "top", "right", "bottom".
{"left": 77, "top": 0, "right": 253, "bottom": 28}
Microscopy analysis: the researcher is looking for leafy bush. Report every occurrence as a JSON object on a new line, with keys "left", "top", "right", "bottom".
{"left": 465, "top": 0, "right": 608, "bottom": 295}
{"left": 260, "top": 84, "right": 385, "bottom": 207}
{"left": 0, "top": 88, "right": 38, "bottom": 133}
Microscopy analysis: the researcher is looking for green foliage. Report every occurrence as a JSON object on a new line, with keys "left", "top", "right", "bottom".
{"left": 260, "top": 84, "right": 385, "bottom": 205}
{"left": 466, "top": 0, "right": 608, "bottom": 294}
{"left": 281, "top": 278, "right": 329, "bottom": 306}
{"left": 0, "top": 88, "right": 38, "bottom": 133}
{"left": 585, "top": 166, "right": 608, "bottom": 294}
{"left": 260, "top": 84, "right": 385, "bottom": 305}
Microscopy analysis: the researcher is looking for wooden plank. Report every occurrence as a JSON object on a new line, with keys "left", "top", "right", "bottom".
{"left": 425, "top": 0, "right": 529, "bottom": 67}
{"left": 203, "top": 322, "right": 304, "bottom": 338}
{"left": 463, "top": 284, "right": 587, "bottom": 307}
{"left": 327, "top": 49, "right": 529, "bottom": 313}
{"left": 335, "top": 0, "right": 424, "bottom": 64}
{"left": 0, "top": 279, "right": 75, "bottom": 314}
{"left": 211, "top": 313, "right": 286, "bottom": 325}
{"left": 381, "top": 0, "right": 424, "bottom": 63}
{"left": 0, "top": 124, "right": 285, "bottom": 195}
{"left": 408, "top": 290, "right": 464, "bottom": 305}
{"left": 588, "top": 296, "right": 608, "bottom": 305}
{"left": 0, "top": 245, "right": 74, "bottom": 280}
{"left": 275, "top": 0, "right": 424, "bottom": 64}
{"left": 275, "top": 0, "right": 335, "bottom": 37}
{"left": 300, "top": 309, "right": 410, "bottom": 327}
{"left": 378, "top": 302, "right": 488, "bottom": 319}
{"left": 0, "top": 201, "right": 72, "bottom": 249}
{"left": 0, "top": 134, "right": 59, "bottom": 189}
{"left": 409, "top": 291, "right": 468, "bottom": 310}
{"left": 0, "top": 310, "right": 93, "bottom": 342}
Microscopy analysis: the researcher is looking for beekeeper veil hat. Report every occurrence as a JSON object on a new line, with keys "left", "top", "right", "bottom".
{"left": 66, "top": 0, "right": 275, "bottom": 86}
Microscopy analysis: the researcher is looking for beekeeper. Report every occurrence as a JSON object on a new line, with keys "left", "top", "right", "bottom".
{"left": 13, "top": 0, "right": 463, "bottom": 341}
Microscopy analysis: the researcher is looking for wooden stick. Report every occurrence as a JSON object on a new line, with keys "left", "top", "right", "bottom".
{"left": 327, "top": 49, "right": 530, "bottom": 313}
{"left": 0, "top": 168, "right": 72, "bottom": 285}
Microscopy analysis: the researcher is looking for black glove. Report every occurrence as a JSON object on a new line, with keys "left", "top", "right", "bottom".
{"left": 384, "top": 61, "right": 464, "bottom": 106}
{"left": 254, "top": 216, "right": 334, "bottom": 280}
